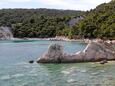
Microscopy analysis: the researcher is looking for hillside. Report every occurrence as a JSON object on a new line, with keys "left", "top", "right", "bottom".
{"left": 74, "top": 0, "right": 115, "bottom": 39}
{"left": 0, "top": 9, "right": 84, "bottom": 38}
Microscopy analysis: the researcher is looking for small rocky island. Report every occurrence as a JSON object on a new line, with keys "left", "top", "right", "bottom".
{"left": 37, "top": 41, "right": 115, "bottom": 63}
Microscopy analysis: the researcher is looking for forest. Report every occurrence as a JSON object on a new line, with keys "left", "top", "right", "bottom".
{"left": 74, "top": 0, "right": 115, "bottom": 39}
{"left": 0, "top": 8, "right": 83, "bottom": 38}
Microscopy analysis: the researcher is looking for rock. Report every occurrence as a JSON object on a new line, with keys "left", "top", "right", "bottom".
{"left": 103, "top": 60, "right": 108, "bottom": 63}
{"left": 100, "top": 61, "right": 105, "bottom": 64}
{"left": 0, "top": 26, "right": 13, "bottom": 40}
{"left": 100, "top": 60, "right": 108, "bottom": 64}
{"left": 37, "top": 44, "right": 65, "bottom": 63}
{"left": 68, "top": 16, "right": 83, "bottom": 27}
{"left": 29, "top": 60, "right": 34, "bottom": 64}
{"left": 83, "top": 42, "right": 115, "bottom": 62}
{"left": 37, "top": 42, "right": 115, "bottom": 63}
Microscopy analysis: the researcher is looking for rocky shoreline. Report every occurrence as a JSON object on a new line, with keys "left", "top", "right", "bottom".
{"left": 11, "top": 37, "right": 115, "bottom": 44}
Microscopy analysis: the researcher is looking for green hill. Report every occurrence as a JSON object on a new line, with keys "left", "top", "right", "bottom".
{"left": 0, "top": 9, "right": 83, "bottom": 38}
{"left": 74, "top": 0, "right": 115, "bottom": 39}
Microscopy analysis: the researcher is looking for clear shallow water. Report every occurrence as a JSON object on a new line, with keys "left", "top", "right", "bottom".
{"left": 0, "top": 40, "right": 115, "bottom": 86}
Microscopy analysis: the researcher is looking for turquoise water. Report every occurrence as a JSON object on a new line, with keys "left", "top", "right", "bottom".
{"left": 0, "top": 40, "right": 115, "bottom": 86}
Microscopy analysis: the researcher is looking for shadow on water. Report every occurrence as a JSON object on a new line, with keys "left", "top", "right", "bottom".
{"left": 13, "top": 40, "right": 38, "bottom": 43}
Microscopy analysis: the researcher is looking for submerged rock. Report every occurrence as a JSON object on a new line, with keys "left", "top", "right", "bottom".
{"left": 37, "top": 42, "right": 115, "bottom": 63}
{"left": 29, "top": 60, "right": 34, "bottom": 64}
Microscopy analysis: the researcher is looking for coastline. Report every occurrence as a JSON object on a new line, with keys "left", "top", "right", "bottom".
{"left": 11, "top": 37, "right": 115, "bottom": 44}
{"left": 11, "top": 37, "right": 85, "bottom": 42}
{"left": 0, "top": 35, "right": 114, "bottom": 45}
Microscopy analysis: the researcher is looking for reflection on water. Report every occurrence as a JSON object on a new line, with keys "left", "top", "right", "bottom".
{"left": 0, "top": 40, "right": 115, "bottom": 86}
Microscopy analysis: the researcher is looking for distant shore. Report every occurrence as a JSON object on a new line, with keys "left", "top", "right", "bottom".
{"left": 12, "top": 36, "right": 115, "bottom": 44}
{"left": 12, "top": 37, "right": 85, "bottom": 42}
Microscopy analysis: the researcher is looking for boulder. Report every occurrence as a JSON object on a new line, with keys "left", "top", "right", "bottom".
{"left": 37, "top": 44, "right": 65, "bottom": 63}
{"left": 83, "top": 42, "right": 115, "bottom": 61}
{"left": 37, "top": 42, "right": 115, "bottom": 63}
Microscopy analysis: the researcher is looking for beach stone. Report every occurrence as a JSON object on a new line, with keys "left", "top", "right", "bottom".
{"left": 100, "top": 60, "right": 108, "bottom": 64}
{"left": 37, "top": 41, "right": 115, "bottom": 63}
{"left": 100, "top": 61, "right": 105, "bottom": 65}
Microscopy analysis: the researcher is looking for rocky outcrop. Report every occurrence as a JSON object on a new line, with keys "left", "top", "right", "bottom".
{"left": 0, "top": 26, "right": 13, "bottom": 40}
{"left": 67, "top": 16, "right": 83, "bottom": 27}
{"left": 37, "top": 42, "right": 115, "bottom": 63}
{"left": 82, "top": 42, "right": 115, "bottom": 62}
{"left": 37, "top": 44, "right": 65, "bottom": 63}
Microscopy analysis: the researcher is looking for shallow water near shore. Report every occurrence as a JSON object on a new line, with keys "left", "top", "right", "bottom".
{"left": 0, "top": 40, "right": 115, "bottom": 86}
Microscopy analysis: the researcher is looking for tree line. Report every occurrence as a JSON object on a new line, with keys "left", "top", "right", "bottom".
{"left": 0, "top": 8, "right": 83, "bottom": 38}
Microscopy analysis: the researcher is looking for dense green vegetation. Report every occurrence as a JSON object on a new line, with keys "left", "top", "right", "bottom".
{"left": 0, "top": 9, "right": 83, "bottom": 38}
{"left": 74, "top": 0, "right": 115, "bottom": 39}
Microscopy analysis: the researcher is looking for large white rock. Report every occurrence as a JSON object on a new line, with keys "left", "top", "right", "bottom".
{"left": 37, "top": 44, "right": 66, "bottom": 63}
{"left": 37, "top": 42, "right": 115, "bottom": 63}
{"left": 82, "top": 42, "right": 115, "bottom": 61}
